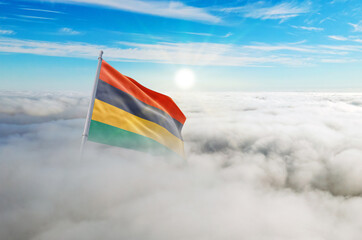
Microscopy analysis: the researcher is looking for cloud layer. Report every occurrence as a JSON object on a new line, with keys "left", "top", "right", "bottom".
{"left": 1, "top": 37, "right": 361, "bottom": 67}
{"left": 37, "top": 0, "right": 220, "bottom": 23}
{"left": 221, "top": 1, "right": 310, "bottom": 21}
{"left": 2, "top": 91, "right": 362, "bottom": 239}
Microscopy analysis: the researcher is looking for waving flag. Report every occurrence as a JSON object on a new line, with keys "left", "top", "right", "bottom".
{"left": 85, "top": 58, "right": 186, "bottom": 157}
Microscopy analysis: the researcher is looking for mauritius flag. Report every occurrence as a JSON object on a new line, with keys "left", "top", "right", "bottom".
{"left": 87, "top": 60, "right": 186, "bottom": 157}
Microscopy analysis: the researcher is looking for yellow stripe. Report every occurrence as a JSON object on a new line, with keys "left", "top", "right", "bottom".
{"left": 92, "top": 99, "right": 184, "bottom": 156}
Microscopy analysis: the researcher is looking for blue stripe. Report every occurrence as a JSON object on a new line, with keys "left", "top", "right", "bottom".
{"left": 95, "top": 79, "right": 183, "bottom": 140}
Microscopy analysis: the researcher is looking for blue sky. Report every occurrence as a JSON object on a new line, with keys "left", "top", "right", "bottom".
{"left": 0, "top": 0, "right": 361, "bottom": 91}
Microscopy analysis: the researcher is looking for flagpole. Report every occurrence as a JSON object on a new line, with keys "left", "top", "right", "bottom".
{"left": 80, "top": 50, "right": 103, "bottom": 157}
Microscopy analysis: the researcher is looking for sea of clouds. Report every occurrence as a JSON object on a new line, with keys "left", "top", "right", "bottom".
{"left": 1, "top": 91, "right": 362, "bottom": 240}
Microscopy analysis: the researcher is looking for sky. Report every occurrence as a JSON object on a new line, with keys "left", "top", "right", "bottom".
{"left": 0, "top": 0, "right": 361, "bottom": 91}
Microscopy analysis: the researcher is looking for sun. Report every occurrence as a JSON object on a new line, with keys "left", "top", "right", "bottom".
{"left": 174, "top": 68, "right": 195, "bottom": 90}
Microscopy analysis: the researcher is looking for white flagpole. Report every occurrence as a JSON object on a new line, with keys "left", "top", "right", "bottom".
{"left": 80, "top": 50, "right": 103, "bottom": 157}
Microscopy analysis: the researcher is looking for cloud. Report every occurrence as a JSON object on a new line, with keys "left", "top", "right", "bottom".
{"left": 16, "top": 14, "right": 56, "bottom": 20}
{"left": 59, "top": 27, "right": 81, "bottom": 35}
{"left": 329, "top": 35, "right": 362, "bottom": 43}
{"left": 0, "top": 37, "right": 296, "bottom": 66}
{"left": 176, "top": 31, "right": 234, "bottom": 39}
{"left": 222, "top": 1, "right": 310, "bottom": 21}
{"left": 329, "top": 35, "right": 348, "bottom": 41}
{"left": 0, "top": 91, "right": 89, "bottom": 125}
{"left": 243, "top": 44, "right": 316, "bottom": 53}
{"left": 349, "top": 21, "right": 362, "bottom": 32}
{"left": 330, "top": 0, "right": 348, "bottom": 3}
{"left": 319, "top": 17, "right": 335, "bottom": 24}
{"left": 0, "top": 29, "right": 15, "bottom": 35}
{"left": 37, "top": 0, "right": 221, "bottom": 23}
{"left": 2, "top": 91, "right": 362, "bottom": 239}
{"left": 292, "top": 25, "right": 323, "bottom": 31}
{"left": 0, "top": 37, "right": 360, "bottom": 67}
{"left": 319, "top": 45, "right": 362, "bottom": 54}
{"left": 177, "top": 32, "right": 233, "bottom": 38}
{"left": 321, "top": 58, "right": 357, "bottom": 63}
{"left": 180, "top": 32, "right": 214, "bottom": 37}
{"left": 20, "top": 7, "right": 64, "bottom": 14}
{"left": 243, "top": 42, "right": 362, "bottom": 57}
{"left": 222, "top": 32, "right": 233, "bottom": 38}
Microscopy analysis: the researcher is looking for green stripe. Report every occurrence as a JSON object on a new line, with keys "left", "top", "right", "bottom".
{"left": 88, "top": 120, "right": 173, "bottom": 155}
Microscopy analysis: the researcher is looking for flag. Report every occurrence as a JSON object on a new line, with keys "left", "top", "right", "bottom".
{"left": 88, "top": 60, "right": 186, "bottom": 157}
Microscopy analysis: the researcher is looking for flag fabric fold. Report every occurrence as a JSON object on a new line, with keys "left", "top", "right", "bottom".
{"left": 88, "top": 60, "right": 186, "bottom": 157}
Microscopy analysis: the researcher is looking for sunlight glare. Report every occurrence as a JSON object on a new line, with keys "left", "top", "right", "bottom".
{"left": 174, "top": 68, "right": 195, "bottom": 90}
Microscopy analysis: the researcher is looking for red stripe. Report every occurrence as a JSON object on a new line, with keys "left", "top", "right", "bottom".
{"left": 99, "top": 60, "right": 186, "bottom": 124}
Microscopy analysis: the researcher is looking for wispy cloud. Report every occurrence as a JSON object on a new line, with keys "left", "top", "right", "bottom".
{"left": 243, "top": 44, "right": 315, "bottom": 53}
{"left": 241, "top": 43, "right": 358, "bottom": 56}
{"left": 319, "top": 17, "right": 335, "bottom": 24}
{"left": 0, "top": 29, "right": 15, "bottom": 35}
{"left": 112, "top": 31, "right": 172, "bottom": 41}
{"left": 329, "top": 35, "right": 362, "bottom": 43}
{"left": 37, "top": 0, "right": 220, "bottom": 23}
{"left": 292, "top": 25, "right": 323, "bottom": 31}
{"left": 349, "top": 21, "right": 362, "bottom": 32}
{"left": 352, "top": 38, "right": 362, "bottom": 43}
{"left": 181, "top": 32, "right": 214, "bottom": 37}
{"left": 59, "top": 27, "right": 80, "bottom": 35}
{"left": 321, "top": 58, "right": 356, "bottom": 63}
{"left": 16, "top": 15, "right": 56, "bottom": 20}
{"left": 20, "top": 7, "right": 64, "bottom": 14}
{"left": 180, "top": 32, "right": 232, "bottom": 38}
{"left": 222, "top": 1, "right": 310, "bottom": 21}
{"left": 0, "top": 37, "right": 299, "bottom": 67}
{"left": 0, "top": 37, "right": 360, "bottom": 67}
{"left": 223, "top": 32, "right": 233, "bottom": 38}
{"left": 329, "top": 35, "right": 348, "bottom": 41}
{"left": 319, "top": 44, "right": 362, "bottom": 52}
{"left": 330, "top": 0, "right": 348, "bottom": 4}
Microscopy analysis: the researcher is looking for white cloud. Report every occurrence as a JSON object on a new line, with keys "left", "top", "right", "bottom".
{"left": 352, "top": 38, "right": 362, "bottom": 43}
{"left": 20, "top": 7, "right": 64, "bottom": 14}
{"left": 349, "top": 21, "right": 362, "bottom": 32}
{"left": 222, "top": 1, "right": 310, "bottom": 21}
{"left": 2, "top": 92, "right": 362, "bottom": 239}
{"left": 292, "top": 25, "right": 324, "bottom": 31}
{"left": 319, "top": 17, "right": 335, "bottom": 24}
{"left": 329, "top": 35, "right": 348, "bottom": 41}
{"left": 321, "top": 58, "right": 357, "bottom": 63}
{"left": 223, "top": 32, "right": 233, "bottom": 38}
{"left": 329, "top": 35, "right": 362, "bottom": 43}
{"left": 330, "top": 0, "right": 348, "bottom": 3}
{"left": 0, "top": 29, "right": 15, "bottom": 35}
{"left": 0, "top": 37, "right": 300, "bottom": 66}
{"left": 178, "top": 32, "right": 233, "bottom": 38}
{"left": 37, "top": 0, "right": 220, "bottom": 23}
{"left": 0, "top": 91, "right": 88, "bottom": 124}
{"left": 243, "top": 44, "right": 315, "bottom": 53}
{"left": 0, "top": 37, "right": 360, "bottom": 67}
{"left": 181, "top": 32, "right": 214, "bottom": 37}
{"left": 177, "top": 32, "right": 234, "bottom": 38}
{"left": 59, "top": 27, "right": 81, "bottom": 35}
{"left": 243, "top": 43, "right": 362, "bottom": 56}
{"left": 317, "top": 45, "right": 362, "bottom": 55}
{"left": 16, "top": 14, "right": 56, "bottom": 20}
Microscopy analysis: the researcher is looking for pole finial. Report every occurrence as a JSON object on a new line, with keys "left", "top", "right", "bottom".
{"left": 99, "top": 50, "right": 103, "bottom": 59}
